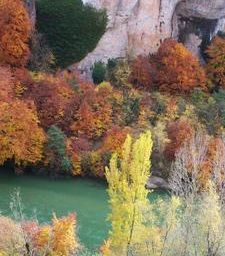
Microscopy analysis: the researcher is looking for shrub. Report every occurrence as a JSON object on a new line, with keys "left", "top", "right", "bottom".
{"left": 92, "top": 61, "right": 106, "bottom": 84}
{"left": 37, "top": 0, "right": 107, "bottom": 68}
{"left": 0, "top": 216, "right": 25, "bottom": 255}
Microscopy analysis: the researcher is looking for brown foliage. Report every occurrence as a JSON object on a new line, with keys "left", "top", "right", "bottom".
{"left": 0, "top": 0, "right": 31, "bottom": 66}
{"left": 164, "top": 119, "right": 194, "bottom": 161}
{"left": 154, "top": 39, "right": 207, "bottom": 94}
{"left": 206, "top": 36, "right": 225, "bottom": 88}
{"left": 71, "top": 82, "right": 112, "bottom": 139}
{"left": 130, "top": 55, "right": 154, "bottom": 90}
{"left": 0, "top": 66, "right": 15, "bottom": 101}
{"left": 24, "top": 73, "right": 78, "bottom": 130}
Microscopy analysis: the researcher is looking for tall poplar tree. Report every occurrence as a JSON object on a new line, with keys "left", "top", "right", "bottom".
{"left": 105, "top": 130, "right": 153, "bottom": 255}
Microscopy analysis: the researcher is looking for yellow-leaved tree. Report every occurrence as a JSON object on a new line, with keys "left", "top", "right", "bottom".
{"left": 105, "top": 130, "right": 153, "bottom": 255}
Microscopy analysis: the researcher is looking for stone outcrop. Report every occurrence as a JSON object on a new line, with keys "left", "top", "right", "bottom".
{"left": 78, "top": 0, "right": 225, "bottom": 74}
{"left": 26, "top": 0, "right": 36, "bottom": 28}
{"left": 146, "top": 176, "right": 170, "bottom": 190}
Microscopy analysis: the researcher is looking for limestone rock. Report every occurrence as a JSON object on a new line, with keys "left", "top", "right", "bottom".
{"left": 146, "top": 176, "right": 170, "bottom": 190}
{"left": 78, "top": 0, "right": 225, "bottom": 74}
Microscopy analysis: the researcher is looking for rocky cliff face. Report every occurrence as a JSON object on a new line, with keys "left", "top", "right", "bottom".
{"left": 78, "top": 0, "right": 225, "bottom": 74}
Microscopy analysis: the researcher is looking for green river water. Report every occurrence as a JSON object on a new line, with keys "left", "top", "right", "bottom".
{"left": 0, "top": 170, "right": 165, "bottom": 250}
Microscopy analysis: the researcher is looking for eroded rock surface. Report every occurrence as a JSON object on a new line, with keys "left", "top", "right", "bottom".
{"left": 78, "top": 0, "right": 225, "bottom": 74}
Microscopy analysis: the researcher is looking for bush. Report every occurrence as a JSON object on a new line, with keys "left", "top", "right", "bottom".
{"left": 37, "top": 0, "right": 107, "bottom": 68}
{"left": 92, "top": 61, "right": 106, "bottom": 84}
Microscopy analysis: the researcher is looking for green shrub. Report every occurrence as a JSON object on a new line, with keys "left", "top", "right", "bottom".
{"left": 92, "top": 61, "right": 106, "bottom": 84}
{"left": 37, "top": 0, "right": 107, "bottom": 68}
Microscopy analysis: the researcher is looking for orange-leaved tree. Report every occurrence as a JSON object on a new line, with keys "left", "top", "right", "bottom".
{"left": 0, "top": 0, "right": 31, "bottom": 66}
{"left": 154, "top": 39, "right": 207, "bottom": 94}
{"left": 0, "top": 66, "right": 15, "bottom": 101}
{"left": 24, "top": 73, "right": 78, "bottom": 130}
{"left": 129, "top": 55, "right": 154, "bottom": 91}
{"left": 71, "top": 82, "right": 112, "bottom": 139}
{"left": 164, "top": 118, "right": 194, "bottom": 161}
{"left": 34, "top": 214, "right": 79, "bottom": 256}
{"left": 0, "top": 100, "right": 46, "bottom": 166}
{"left": 206, "top": 36, "right": 225, "bottom": 89}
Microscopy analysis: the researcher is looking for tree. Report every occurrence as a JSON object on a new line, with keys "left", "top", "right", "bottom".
{"left": 105, "top": 131, "right": 153, "bottom": 255}
{"left": 0, "top": 100, "right": 46, "bottom": 167}
{"left": 169, "top": 132, "right": 225, "bottom": 198}
{"left": 154, "top": 39, "right": 207, "bottom": 94}
{"left": 51, "top": 214, "right": 79, "bottom": 256}
{"left": 206, "top": 36, "right": 225, "bottom": 89}
{"left": 37, "top": 0, "right": 107, "bottom": 67}
{"left": 0, "top": 0, "right": 31, "bottom": 66}
{"left": 0, "top": 66, "right": 15, "bottom": 101}
{"left": 101, "top": 126, "right": 131, "bottom": 156}
{"left": 129, "top": 55, "right": 154, "bottom": 91}
{"left": 164, "top": 119, "right": 194, "bottom": 161}
{"left": 71, "top": 82, "right": 112, "bottom": 139}
{"left": 46, "top": 125, "right": 71, "bottom": 175}
{"left": 25, "top": 73, "right": 77, "bottom": 129}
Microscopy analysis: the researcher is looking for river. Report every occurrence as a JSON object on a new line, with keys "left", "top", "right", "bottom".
{"left": 0, "top": 170, "right": 166, "bottom": 251}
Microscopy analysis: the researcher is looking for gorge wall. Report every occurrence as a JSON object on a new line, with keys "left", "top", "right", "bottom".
{"left": 78, "top": 0, "right": 225, "bottom": 74}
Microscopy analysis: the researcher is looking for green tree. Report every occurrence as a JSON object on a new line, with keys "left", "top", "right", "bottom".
{"left": 105, "top": 130, "right": 153, "bottom": 255}
{"left": 37, "top": 0, "right": 107, "bottom": 68}
{"left": 46, "top": 126, "right": 71, "bottom": 174}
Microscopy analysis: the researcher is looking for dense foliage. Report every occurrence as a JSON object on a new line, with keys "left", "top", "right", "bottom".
{"left": 0, "top": 0, "right": 31, "bottom": 66}
{"left": 1, "top": 2, "right": 225, "bottom": 254}
{"left": 37, "top": 0, "right": 107, "bottom": 68}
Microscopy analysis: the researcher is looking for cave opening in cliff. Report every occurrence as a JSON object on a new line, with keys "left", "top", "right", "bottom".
{"left": 177, "top": 17, "right": 219, "bottom": 59}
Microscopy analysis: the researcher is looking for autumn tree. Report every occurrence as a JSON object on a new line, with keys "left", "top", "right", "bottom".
{"left": 154, "top": 39, "right": 207, "bottom": 94}
{"left": 0, "top": 0, "right": 31, "bottom": 66}
{"left": 105, "top": 131, "right": 153, "bottom": 255}
{"left": 0, "top": 66, "right": 15, "bottom": 101}
{"left": 66, "top": 136, "right": 92, "bottom": 176}
{"left": 129, "top": 55, "right": 154, "bottom": 90}
{"left": 101, "top": 126, "right": 131, "bottom": 156}
{"left": 164, "top": 119, "right": 194, "bottom": 161}
{"left": 0, "top": 100, "right": 46, "bottom": 167}
{"left": 71, "top": 82, "right": 112, "bottom": 139}
{"left": 206, "top": 36, "right": 225, "bottom": 89}
{"left": 24, "top": 73, "right": 78, "bottom": 129}
{"left": 32, "top": 214, "right": 79, "bottom": 256}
